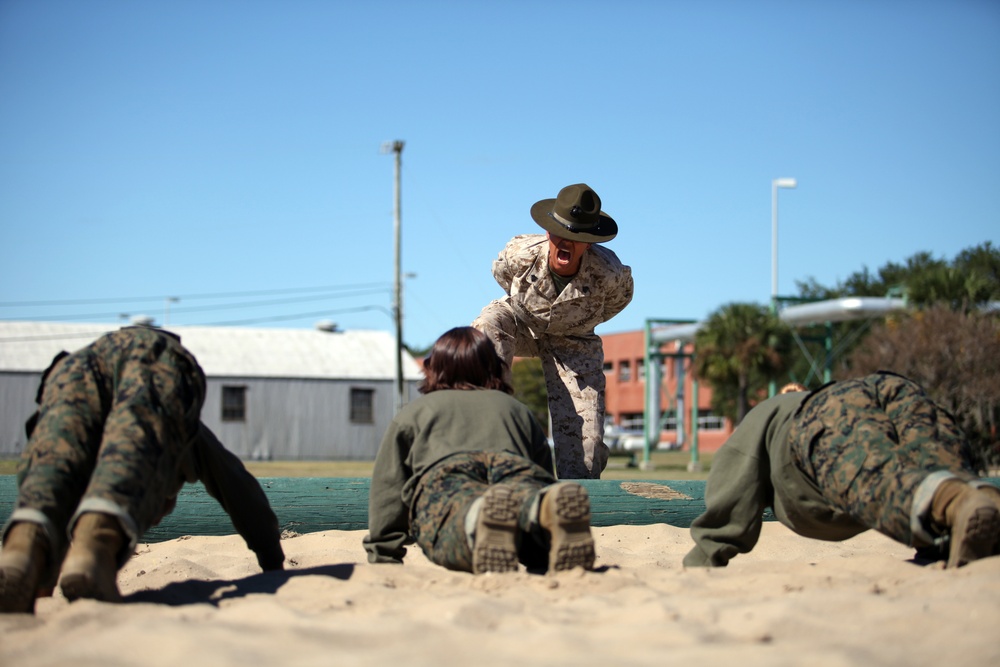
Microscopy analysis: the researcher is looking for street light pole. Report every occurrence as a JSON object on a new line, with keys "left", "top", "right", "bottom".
{"left": 771, "top": 177, "right": 797, "bottom": 303}
{"left": 164, "top": 297, "right": 179, "bottom": 326}
{"left": 770, "top": 177, "right": 797, "bottom": 399}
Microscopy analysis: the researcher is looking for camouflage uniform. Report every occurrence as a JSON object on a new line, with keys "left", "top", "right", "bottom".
{"left": 473, "top": 234, "right": 633, "bottom": 480}
{"left": 3, "top": 326, "right": 284, "bottom": 573}
{"left": 787, "top": 372, "right": 978, "bottom": 547}
{"left": 684, "top": 372, "right": 987, "bottom": 567}
{"left": 409, "top": 451, "right": 553, "bottom": 572}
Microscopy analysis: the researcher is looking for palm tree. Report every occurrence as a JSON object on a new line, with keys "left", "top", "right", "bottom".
{"left": 693, "top": 302, "right": 791, "bottom": 424}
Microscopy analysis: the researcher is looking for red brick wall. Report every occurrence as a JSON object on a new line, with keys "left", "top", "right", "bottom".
{"left": 601, "top": 329, "right": 734, "bottom": 453}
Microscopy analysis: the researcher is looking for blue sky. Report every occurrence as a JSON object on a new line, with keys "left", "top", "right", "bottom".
{"left": 1, "top": 0, "right": 997, "bottom": 350}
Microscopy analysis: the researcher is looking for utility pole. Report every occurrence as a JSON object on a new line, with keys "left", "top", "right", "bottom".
{"left": 384, "top": 140, "right": 406, "bottom": 414}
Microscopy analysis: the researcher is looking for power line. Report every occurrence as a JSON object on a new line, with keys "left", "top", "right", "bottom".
{"left": 0, "top": 329, "right": 119, "bottom": 344}
{"left": 203, "top": 305, "right": 394, "bottom": 327}
{"left": 0, "top": 287, "right": 392, "bottom": 323}
{"left": 0, "top": 282, "right": 391, "bottom": 308}
{"left": 0, "top": 306, "right": 397, "bottom": 342}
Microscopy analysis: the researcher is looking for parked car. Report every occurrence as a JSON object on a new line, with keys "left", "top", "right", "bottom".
{"left": 604, "top": 421, "right": 680, "bottom": 452}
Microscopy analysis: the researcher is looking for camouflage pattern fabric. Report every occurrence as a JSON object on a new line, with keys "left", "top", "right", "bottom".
{"left": 13, "top": 326, "right": 206, "bottom": 559}
{"left": 409, "top": 451, "right": 555, "bottom": 572}
{"left": 473, "top": 234, "right": 633, "bottom": 480}
{"left": 787, "top": 372, "right": 977, "bottom": 545}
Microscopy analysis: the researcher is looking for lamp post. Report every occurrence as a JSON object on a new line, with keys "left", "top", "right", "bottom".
{"left": 164, "top": 297, "right": 179, "bottom": 326}
{"left": 771, "top": 177, "right": 797, "bottom": 303}
{"left": 382, "top": 140, "right": 406, "bottom": 414}
{"left": 770, "top": 177, "right": 796, "bottom": 399}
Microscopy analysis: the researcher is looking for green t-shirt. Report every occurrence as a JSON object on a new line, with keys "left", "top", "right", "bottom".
{"left": 549, "top": 269, "right": 572, "bottom": 295}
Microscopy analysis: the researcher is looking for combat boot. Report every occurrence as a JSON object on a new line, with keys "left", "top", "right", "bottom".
{"left": 0, "top": 521, "right": 52, "bottom": 614}
{"left": 472, "top": 486, "right": 521, "bottom": 574}
{"left": 59, "top": 513, "right": 125, "bottom": 602}
{"left": 539, "top": 482, "right": 595, "bottom": 573}
{"left": 931, "top": 480, "right": 1000, "bottom": 568}
{"left": 976, "top": 484, "right": 1000, "bottom": 556}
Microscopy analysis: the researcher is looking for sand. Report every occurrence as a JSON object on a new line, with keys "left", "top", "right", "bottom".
{"left": 2, "top": 523, "right": 998, "bottom": 666}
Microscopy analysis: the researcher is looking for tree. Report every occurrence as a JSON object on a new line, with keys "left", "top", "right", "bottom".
{"left": 839, "top": 304, "right": 1000, "bottom": 470}
{"left": 954, "top": 241, "right": 1000, "bottom": 294}
{"left": 786, "top": 242, "right": 1000, "bottom": 386}
{"left": 693, "top": 302, "right": 792, "bottom": 424}
{"left": 511, "top": 357, "right": 549, "bottom": 435}
{"left": 907, "top": 242, "right": 1000, "bottom": 312}
{"left": 795, "top": 242, "right": 1000, "bottom": 311}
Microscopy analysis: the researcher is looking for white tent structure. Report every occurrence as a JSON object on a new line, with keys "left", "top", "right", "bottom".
{"left": 647, "top": 296, "right": 908, "bottom": 344}
{"left": 640, "top": 296, "right": 909, "bottom": 471}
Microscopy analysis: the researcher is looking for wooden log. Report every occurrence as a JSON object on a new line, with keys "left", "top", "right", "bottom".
{"left": 3, "top": 476, "right": 998, "bottom": 543}
{"left": 3, "top": 477, "right": 709, "bottom": 539}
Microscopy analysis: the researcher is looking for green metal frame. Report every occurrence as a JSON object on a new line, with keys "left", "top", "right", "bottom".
{"left": 643, "top": 319, "right": 699, "bottom": 471}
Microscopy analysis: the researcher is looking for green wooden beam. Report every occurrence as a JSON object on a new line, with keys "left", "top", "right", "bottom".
{"left": 3, "top": 476, "right": 998, "bottom": 543}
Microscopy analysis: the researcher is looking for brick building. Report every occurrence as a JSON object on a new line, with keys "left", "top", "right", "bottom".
{"left": 601, "top": 329, "right": 734, "bottom": 453}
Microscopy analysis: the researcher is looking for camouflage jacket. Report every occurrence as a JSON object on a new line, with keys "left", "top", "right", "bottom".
{"left": 491, "top": 234, "right": 633, "bottom": 337}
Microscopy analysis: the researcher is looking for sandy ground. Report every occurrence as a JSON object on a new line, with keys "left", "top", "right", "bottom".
{"left": 2, "top": 523, "right": 998, "bottom": 666}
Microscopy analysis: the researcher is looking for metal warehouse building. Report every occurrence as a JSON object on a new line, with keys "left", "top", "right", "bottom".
{"left": 0, "top": 321, "right": 423, "bottom": 461}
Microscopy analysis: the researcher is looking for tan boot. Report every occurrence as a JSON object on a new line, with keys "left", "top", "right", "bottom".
{"left": 0, "top": 522, "right": 51, "bottom": 614}
{"left": 931, "top": 480, "right": 1000, "bottom": 568}
{"left": 976, "top": 485, "right": 1000, "bottom": 556}
{"left": 539, "top": 482, "right": 595, "bottom": 573}
{"left": 472, "top": 486, "right": 521, "bottom": 574}
{"left": 59, "top": 513, "right": 125, "bottom": 603}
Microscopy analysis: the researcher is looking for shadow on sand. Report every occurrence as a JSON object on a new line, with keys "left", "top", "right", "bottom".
{"left": 123, "top": 563, "right": 356, "bottom": 607}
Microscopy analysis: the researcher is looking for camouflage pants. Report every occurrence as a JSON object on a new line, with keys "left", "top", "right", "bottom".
{"left": 473, "top": 300, "right": 609, "bottom": 480}
{"left": 788, "top": 372, "right": 977, "bottom": 546}
{"left": 7, "top": 327, "right": 206, "bottom": 564}
{"left": 409, "top": 451, "right": 556, "bottom": 572}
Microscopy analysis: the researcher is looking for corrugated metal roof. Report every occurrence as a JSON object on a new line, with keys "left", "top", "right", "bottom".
{"left": 0, "top": 321, "right": 424, "bottom": 381}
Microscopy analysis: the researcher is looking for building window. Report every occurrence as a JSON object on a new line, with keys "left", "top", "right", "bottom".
{"left": 222, "top": 386, "right": 247, "bottom": 422}
{"left": 637, "top": 359, "right": 646, "bottom": 381}
{"left": 619, "top": 360, "right": 631, "bottom": 382}
{"left": 603, "top": 361, "right": 613, "bottom": 374}
{"left": 697, "top": 411, "right": 727, "bottom": 431}
{"left": 350, "top": 388, "right": 375, "bottom": 424}
{"left": 620, "top": 412, "right": 644, "bottom": 431}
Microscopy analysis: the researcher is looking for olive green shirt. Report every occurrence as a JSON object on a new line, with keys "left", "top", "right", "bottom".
{"left": 176, "top": 424, "right": 286, "bottom": 571}
{"left": 363, "top": 389, "right": 553, "bottom": 564}
{"left": 683, "top": 392, "right": 867, "bottom": 567}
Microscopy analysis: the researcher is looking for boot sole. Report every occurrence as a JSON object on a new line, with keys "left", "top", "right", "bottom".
{"left": 472, "top": 486, "right": 520, "bottom": 574}
{"left": 948, "top": 503, "right": 1000, "bottom": 568}
{"left": 59, "top": 555, "right": 123, "bottom": 603}
{"left": 0, "top": 567, "right": 38, "bottom": 614}
{"left": 543, "top": 483, "right": 595, "bottom": 573}
{"left": 59, "top": 571, "right": 96, "bottom": 602}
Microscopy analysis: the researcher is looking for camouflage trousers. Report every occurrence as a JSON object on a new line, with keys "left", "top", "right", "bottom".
{"left": 409, "top": 451, "right": 556, "bottom": 572}
{"left": 473, "top": 300, "right": 609, "bottom": 480}
{"left": 788, "top": 372, "right": 977, "bottom": 546}
{"left": 6, "top": 327, "right": 206, "bottom": 566}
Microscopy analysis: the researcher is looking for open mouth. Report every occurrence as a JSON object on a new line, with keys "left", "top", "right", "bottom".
{"left": 557, "top": 248, "right": 573, "bottom": 263}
